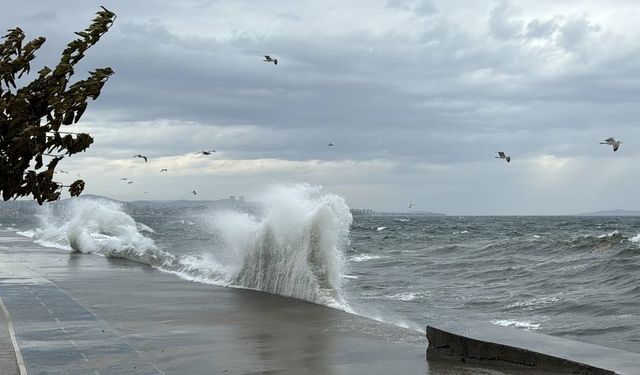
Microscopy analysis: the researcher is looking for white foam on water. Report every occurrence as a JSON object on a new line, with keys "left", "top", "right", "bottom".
{"left": 491, "top": 319, "right": 540, "bottom": 331}
{"left": 26, "top": 198, "right": 157, "bottom": 255}
{"left": 376, "top": 226, "right": 387, "bottom": 231}
{"left": 506, "top": 295, "right": 560, "bottom": 309}
{"left": 349, "top": 254, "right": 385, "bottom": 262}
{"left": 598, "top": 230, "right": 620, "bottom": 239}
{"left": 386, "top": 291, "right": 429, "bottom": 302}
{"left": 344, "top": 304, "right": 424, "bottom": 332}
{"left": 137, "top": 222, "right": 155, "bottom": 233}
{"left": 17, "top": 229, "right": 72, "bottom": 250}
{"left": 393, "top": 218, "right": 410, "bottom": 222}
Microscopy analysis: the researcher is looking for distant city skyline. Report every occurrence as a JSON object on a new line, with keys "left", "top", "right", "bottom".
{"left": 3, "top": 1, "right": 640, "bottom": 214}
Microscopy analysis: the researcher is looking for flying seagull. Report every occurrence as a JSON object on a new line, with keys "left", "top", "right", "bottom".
{"left": 263, "top": 55, "right": 278, "bottom": 65}
{"left": 56, "top": 170, "right": 69, "bottom": 174}
{"left": 160, "top": 168, "right": 168, "bottom": 173}
{"left": 195, "top": 150, "right": 216, "bottom": 155}
{"left": 133, "top": 154, "right": 148, "bottom": 162}
{"left": 495, "top": 152, "right": 511, "bottom": 163}
{"left": 127, "top": 181, "right": 133, "bottom": 184}
{"left": 192, "top": 190, "right": 197, "bottom": 196}
{"left": 408, "top": 201, "right": 414, "bottom": 209}
{"left": 120, "top": 178, "right": 129, "bottom": 181}
{"left": 600, "top": 137, "right": 622, "bottom": 152}
{"left": 327, "top": 142, "right": 334, "bottom": 147}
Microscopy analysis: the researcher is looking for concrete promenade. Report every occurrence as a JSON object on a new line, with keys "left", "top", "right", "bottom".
{"left": 0, "top": 230, "right": 523, "bottom": 375}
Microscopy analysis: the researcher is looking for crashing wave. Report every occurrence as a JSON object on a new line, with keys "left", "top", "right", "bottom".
{"left": 19, "top": 185, "right": 352, "bottom": 308}
{"left": 206, "top": 184, "right": 352, "bottom": 307}
{"left": 27, "top": 198, "right": 156, "bottom": 255}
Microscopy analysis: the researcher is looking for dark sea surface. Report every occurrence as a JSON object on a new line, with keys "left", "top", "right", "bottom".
{"left": 1, "top": 192, "right": 639, "bottom": 354}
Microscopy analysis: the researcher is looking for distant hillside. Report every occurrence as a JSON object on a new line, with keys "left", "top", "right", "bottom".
{"left": 578, "top": 209, "right": 640, "bottom": 216}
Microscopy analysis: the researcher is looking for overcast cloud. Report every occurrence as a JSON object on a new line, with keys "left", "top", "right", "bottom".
{"left": 3, "top": 0, "right": 640, "bottom": 214}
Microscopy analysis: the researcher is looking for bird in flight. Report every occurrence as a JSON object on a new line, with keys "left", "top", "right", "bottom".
{"left": 133, "top": 154, "right": 148, "bottom": 162}
{"left": 192, "top": 190, "right": 197, "bottom": 196}
{"left": 327, "top": 142, "right": 334, "bottom": 147}
{"left": 600, "top": 137, "right": 622, "bottom": 152}
{"left": 408, "top": 201, "right": 414, "bottom": 209}
{"left": 195, "top": 149, "right": 216, "bottom": 155}
{"left": 263, "top": 55, "right": 278, "bottom": 65}
{"left": 127, "top": 181, "right": 133, "bottom": 184}
{"left": 495, "top": 152, "right": 511, "bottom": 163}
{"left": 55, "top": 170, "right": 69, "bottom": 174}
{"left": 160, "top": 168, "right": 168, "bottom": 173}
{"left": 120, "top": 177, "right": 129, "bottom": 181}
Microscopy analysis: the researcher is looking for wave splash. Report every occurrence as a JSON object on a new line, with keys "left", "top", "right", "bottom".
{"left": 20, "top": 185, "right": 353, "bottom": 307}
{"left": 206, "top": 185, "right": 352, "bottom": 307}
{"left": 22, "top": 198, "right": 156, "bottom": 255}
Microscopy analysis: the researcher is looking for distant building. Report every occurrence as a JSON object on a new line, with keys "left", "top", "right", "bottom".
{"left": 229, "top": 196, "right": 236, "bottom": 201}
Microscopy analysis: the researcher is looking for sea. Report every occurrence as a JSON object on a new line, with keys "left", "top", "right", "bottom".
{"left": 1, "top": 184, "right": 639, "bottom": 354}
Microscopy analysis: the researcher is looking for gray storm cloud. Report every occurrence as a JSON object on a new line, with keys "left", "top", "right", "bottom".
{"left": 2, "top": 0, "right": 640, "bottom": 214}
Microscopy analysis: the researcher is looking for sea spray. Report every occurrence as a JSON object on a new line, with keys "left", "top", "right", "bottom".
{"left": 203, "top": 184, "right": 352, "bottom": 306}
{"left": 26, "top": 198, "right": 157, "bottom": 255}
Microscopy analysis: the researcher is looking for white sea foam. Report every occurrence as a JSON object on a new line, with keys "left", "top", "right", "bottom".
{"left": 631, "top": 233, "right": 640, "bottom": 243}
{"left": 393, "top": 218, "right": 410, "bottom": 222}
{"left": 491, "top": 319, "right": 540, "bottom": 331}
{"left": 16, "top": 229, "right": 35, "bottom": 238}
{"left": 386, "top": 291, "right": 430, "bottom": 301}
{"left": 506, "top": 295, "right": 560, "bottom": 309}
{"left": 344, "top": 305, "right": 424, "bottom": 332}
{"left": 168, "top": 219, "right": 195, "bottom": 226}
{"left": 598, "top": 230, "right": 620, "bottom": 239}
{"left": 17, "top": 229, "right": 72, "bottom": 250}
{"left": 27, "top": 198, "right": 156, "bottom": 255}
{"left": 376, "top": 226, "right": 387, "bottom": 231}
{"left": 137, "top": 223, "right": 155, "bottom": 233}
{"left": 349, "top": 254, "right": 385, "bottom": 262}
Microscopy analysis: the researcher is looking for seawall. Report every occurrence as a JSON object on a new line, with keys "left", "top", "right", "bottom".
{"left": 427, "top": 322, "right": 640, "bottom": 374}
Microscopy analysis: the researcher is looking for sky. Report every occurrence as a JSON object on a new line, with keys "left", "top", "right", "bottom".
{"left": 3, "top": 0, "right": 640, "bottom": 215}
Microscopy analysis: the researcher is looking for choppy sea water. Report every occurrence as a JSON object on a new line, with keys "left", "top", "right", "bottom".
{"left": 1, "top": 186, "right": 639, "bottom": 353}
